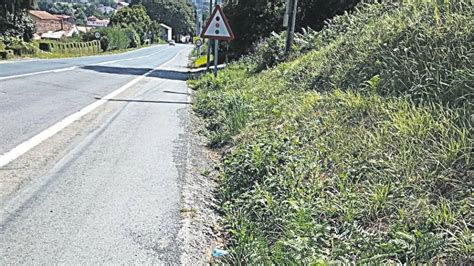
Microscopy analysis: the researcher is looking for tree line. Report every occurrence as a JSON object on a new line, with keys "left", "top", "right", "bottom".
{"left": 223, "top": 0, "right": 360, "bottom": 56}
{"left": 0, "top": 0, "right": 196, "bottom": 44}
{"left": 0, "top": 0, "right": 36, "bottom": 42}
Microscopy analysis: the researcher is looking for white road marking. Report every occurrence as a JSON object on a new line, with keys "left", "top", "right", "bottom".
{"left": 0, "top": 59, "right": 40, "bottom": 65}
{"left": 0, "top": 68, "right": 72, "bottom": 81}
{"left": 0, "top": 48, "right": 183, "bottom": 168}
{"left": 0, "top": 47, "right": 173, "bottom": 82}
{"left": 52, "top": 66, "right": 78, "bottom": 73}
{"left": 0, "top": 44, "right": 160, "bottom": 65}
{"left": 94, "top": 49, "right": 171, "bottom": 66}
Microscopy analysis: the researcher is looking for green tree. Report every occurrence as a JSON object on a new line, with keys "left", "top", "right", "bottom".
{"left": 298, "top": 0, "right": 360, "bottom": 30}
{"left": 148, "top": 20, "right": 162, "bottom": 44}
{"left": 0, "top": 0, "right": 37, "bottom": 42}
{"left": 223, "top": 0, "right": 360, "bottom": 56}
{"left": 37, "top": 0, "right": 53, "bottom": 12}
{"left": 85, "top": 3, "right": 98, "bottom": 17}
{"left": 109, "top": 5, "right": 151, "bottom": 44}
{"left": 130, "top": 0, "right": 142, "bottom": 7}
{"left": 0, "top": 0, "right": 35, "bottom": 16}
{"left": 143, "top": 0, "right": 195, "bottom": 36}
{"left": 98, "top": 0, "right": 114, "bottom": 6}
{"left": 223, "top": 0, "right": 285, "bottom": 56}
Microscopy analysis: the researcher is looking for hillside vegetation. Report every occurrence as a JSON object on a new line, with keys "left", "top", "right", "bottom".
{"left": 191, "top": 1, "right": 473, "bottom": 264}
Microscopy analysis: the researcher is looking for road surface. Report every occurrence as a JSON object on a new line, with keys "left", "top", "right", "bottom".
{"left": 0, "top": 44, "right": 198, "bottom": 263}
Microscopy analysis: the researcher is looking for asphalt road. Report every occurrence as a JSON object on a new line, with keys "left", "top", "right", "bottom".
{"left": 0, "top": 45, "right": 186, "bottom": 155}
{"left": 0, "top": 45, "right": 195, "bottom": 263}
{"left": 0, "top": 45, "right": 171, "bottom": 78}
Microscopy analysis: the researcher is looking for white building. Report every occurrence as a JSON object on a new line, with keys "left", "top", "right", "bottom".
{"left": 41, "top": 25, "right": 80, "bottom": 39}
{"left": 116, "top": 2, "right": 129, "bottom": 10}
{"left": 86, "top": 16, "right": 110, "bottom": 28}
{"left": 98, "top": 6, "right": 115, "bottom": 14}
{"left": 160, "top": 23, "right": 172, "bottom": 42}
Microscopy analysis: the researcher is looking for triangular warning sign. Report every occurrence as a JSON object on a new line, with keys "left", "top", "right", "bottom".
{"left": 201, "top": 5, "right": 235, "bottom": 41}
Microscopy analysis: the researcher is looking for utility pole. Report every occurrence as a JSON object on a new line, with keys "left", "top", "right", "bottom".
{"left": 285, "top": 0, "right": 298, "bottom": 56}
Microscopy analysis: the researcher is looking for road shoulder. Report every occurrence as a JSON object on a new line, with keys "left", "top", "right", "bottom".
{"left": 176, "top": 106, "right": 220, "bottom": 264}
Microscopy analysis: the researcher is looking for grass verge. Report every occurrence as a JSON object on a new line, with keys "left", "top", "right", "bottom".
{"left": 191, "top": 1, "right": 473, "bottom": 264}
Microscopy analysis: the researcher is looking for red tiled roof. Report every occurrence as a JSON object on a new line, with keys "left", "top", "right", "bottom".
{"left": 28, "top": 10, "right": 60, "bottom": 21}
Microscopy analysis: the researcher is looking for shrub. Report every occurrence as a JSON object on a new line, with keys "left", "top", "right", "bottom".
{"left": 0, "top": 50, "right": 14, "bottom": 60}
{"left": 0, "top": 10, "right": 36, "bottom": 42}
{"left": 248, "top": 31, "right": 288, "bottom": 73}
{"left": 123, "top": 28, "right": 140, "bottom": 48}
{"left": 84, "top": 27, "right": 130, "bottom": 51}
{"left": 6, "top": 37, "right": 38, "bottom": 56}
{"left": 110, "top": 5, "right": 151, "bottom": 44}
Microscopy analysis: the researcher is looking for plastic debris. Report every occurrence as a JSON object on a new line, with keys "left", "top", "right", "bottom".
{"left": 212, "top": 247, "right": 229, "bottom": 257}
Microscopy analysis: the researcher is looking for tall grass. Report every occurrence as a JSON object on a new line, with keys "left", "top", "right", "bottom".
{"left": 191, "top": 0, "right": 473, "bottom": 263}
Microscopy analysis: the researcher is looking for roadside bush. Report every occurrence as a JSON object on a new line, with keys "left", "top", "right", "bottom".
{"left": 110, "top": 5, "right": 151, "bottom": 45}
{"left": 124, "top": 28, "right": 140, "bottom": 48}
{"left": 98, "top": 36, "right": 110, "bottom": 52}
{"left": 84, "top": 27, "right": 130, "bottom": 51}
{"left": 2, "top": 37, "right": 38, "bottom": 56}
{"left": 248, "top": 31, "right": 287, "bottom": 73}
{"left": 0, "top": 50, "right": 14, "bottom": 60}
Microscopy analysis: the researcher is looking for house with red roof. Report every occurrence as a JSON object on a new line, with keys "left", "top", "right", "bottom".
{"left": 28, "top": 10, "right": 78, "bottom": 39}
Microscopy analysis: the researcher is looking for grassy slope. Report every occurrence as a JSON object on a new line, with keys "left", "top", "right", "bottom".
{"left": 191, "top": 2, "right": 473, "bottom": 264}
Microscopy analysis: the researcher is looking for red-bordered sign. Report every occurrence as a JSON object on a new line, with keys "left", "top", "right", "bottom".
{"left": 201, "top": 5, "right": 235, "bottom": 41}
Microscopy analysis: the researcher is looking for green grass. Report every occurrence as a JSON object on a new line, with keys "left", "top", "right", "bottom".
{"left": 6, "top": 44, "right": 165, "bottom": 60}
{"left": 191, "top": 1, "right": 473, "bottom": 264}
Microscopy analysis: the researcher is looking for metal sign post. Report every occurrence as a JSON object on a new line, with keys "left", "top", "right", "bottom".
{"left": 196, "top": 39, "right": 203, "bottom": 57}
{"left": 201, "top": 5, "right": 235, "bottom": 77}
{"left": 214, "top": 40, "right": 219, "bottom": 77}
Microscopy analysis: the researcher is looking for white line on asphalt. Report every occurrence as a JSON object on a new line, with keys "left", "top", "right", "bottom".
{"left": 0, "top": 68, "right": 76, "bottom": 81}
{"left": 0, "top": 59, "right": 40, "bottom": 65}
{"left": 0, "top": 47, "right": 173, "bottom": 82}
{"left": 94, "top": 48, "right": 171, "bottom": 66}
{"left": 0, "top": 44, "right": 160, "bottom": 65}
{"left": 0, "top": 49, "right": 183, "bottom": 168}
{"left": 52, "top": 66, "right": 78, "bottom": 73}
